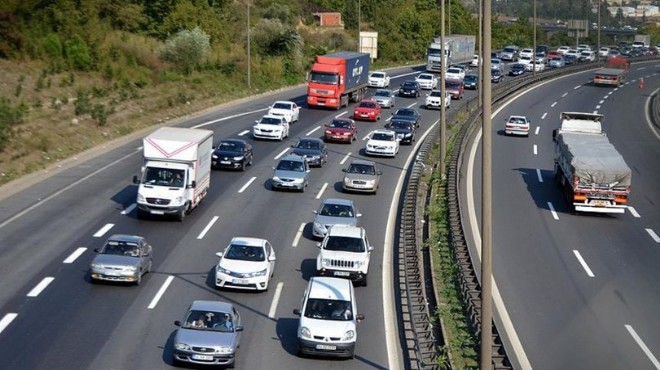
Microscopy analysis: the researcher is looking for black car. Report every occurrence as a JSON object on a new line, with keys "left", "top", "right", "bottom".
{"left": 212, "top": 139, "right": 253, "bottom": 171}
{"left": 508, "top": 63, "right": 526, "bottom": 76}
{"left": 385, "top": 120, "right": 416, "bottom": 145}
{"left": 491, "top": 68, "right": 504, "bottom": 83}
{"left": 391, "top": 107, "right": 421, "bottom": 127}
{"left": 563, "top": 54, "right": 577, "bottom": 65}
{"left": 398, "top": 81, "right": 421, "bottom": 98}
{"left": 290, "top": 137, "right": 328, "bottom": 167}
{"left": 463, "top": 74, "right": 479, "bottom": 90}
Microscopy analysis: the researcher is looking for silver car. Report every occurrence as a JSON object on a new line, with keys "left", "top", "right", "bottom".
{"left": 89, "top": 234, "right": 153, "bottom": 285}
{"left": 173, "top": 300, "right": 243, "bottom": 367}
{"left": 312, "top": 198, "right": 362, "bottom": 239}
{"left": 271, "top": 154, "right": 309, "bottom": 192}
{"left": 342, "top": 159, "right": 382, "bottom": 194}
{"left": 372, "top": 89, "right": 396, "bottom": 108}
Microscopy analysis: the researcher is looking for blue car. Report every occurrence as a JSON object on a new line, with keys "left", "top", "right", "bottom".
{"left": 508, "top": 63, "right": 526, "bottom": 76}
{"left": 548, "top": 57, "right": 565, "bottom": 68}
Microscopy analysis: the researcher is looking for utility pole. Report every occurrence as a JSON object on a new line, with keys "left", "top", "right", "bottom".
{"left": 533, "top": 0, "right": 536, "bottom": 77}
{"left": 597, "top": 0, "right": 601, "bottom": 64}
{"left": 358, "top": 0, "right": 361, "bottom": 52}
{"left": 247, "top": 0, "right": 251, "bottom": 88}
{"left": 440, "top": 0, "right": 446, "bottom": 177}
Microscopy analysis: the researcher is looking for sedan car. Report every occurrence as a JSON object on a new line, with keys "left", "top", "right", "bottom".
{"left": 290, "top": 137, "right": 328, "bottom": 167}
{"left": 312, "top": 198, "right": 362, "bottom": 239}
{"left": 253, "top": 115, "right": 289, "bottom": 141}
{"left": 425, "top": 89, "right": 451, "bottom": 110}
{"left": 89, "top": 234, "right": 153, "bottom": 285}
{"left": 445, "top": 79, "right": 464, "bottom": 100}
{"left": 323, "top": 118, "right": 358, "bottom": 143}
{"left": 415, "top": 73, "right": 438, "bottom": 89}
{"left": 445, "top": 67, "right": 465, "bottom": 80}
{"left": 271, "top": 154, "right": 309, "bottom": 192}
{"left": 212, "top": 139, "right": 253, "bottom": 171}
{"left": 372, "top": 89, "right": 396, "bottom": 108}
{"left": 504, "top": 115, "right": 530, "bottom": 136}
{"left": 563, "top": 54, "right": 577, "bottom": 65}
{"left": 368, "top": 71, "right": 390, "bottom": 87}
{"left": 399, "top": 80, "right": 421, "bottom": 98}
{"left": 519, "top": 48, "right": 534, "bottom": 58}
{"left": 525, "top": 59, "right": 545, "bottom": 72}
{"left": 267, "top": 100, "right": 300, "bottom": 124}
{"left": 173, "top": 300, "right": 243, "bottom": 367}
{"left": 548, "top": 57, "right": 565, "bottom": 68}
{"left": 491, "top": 68, "right": 504, "bottom": 83}
{"left": 353, "top": 99, "right": 382, "bottom": 121}
{"left": 214, "top": 237, "right": 276, "bottom": 291}
{"left": 391, "top": 107, "right": 421, "bottom": 127}
{"left": 342, "top": 159, "right": 382, "bottom": 194}
{"left": 463, "top": 74, "right": 479, "bottom": 90}
{"left": 508, "top": 63, "right": 526, "bottom": 76}
{"left": 386, "top": 120, "right": 416, "bottom": 144}
{"left": 365, "top": 129, "right": 399, "bottom": 157}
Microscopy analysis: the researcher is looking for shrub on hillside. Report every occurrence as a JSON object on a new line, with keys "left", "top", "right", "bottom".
{"left": 158, "top": 27, "right": 210, "bottom": 74}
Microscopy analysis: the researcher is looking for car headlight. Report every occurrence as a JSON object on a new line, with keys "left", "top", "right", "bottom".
{"left": 172, "top": 196, "right": 184, "bottom": 206}
{"left": 354, "top": 110, "right": 359, "bottom": 115}
{"left": 212, "top": 154, "right": 218, "bottom": 159}
{"left": 90, "top": 263, "right": 100, "bottom": 269}
{"left": 272, "top": 176, "right": 280, "bottom": 182}
{"left": 354, "top": 261, "right": 363, "bottom": 268}
{"left": 233, "top": 156, "right": 244, "bottom": 161}
{"left": 217, "top": 346, "right": 233, "bottom": 354}
{"left": 217, "top": 266, "right": 232, "bottom": 275}
{"left": 342, "top": 330, "right": 355, "bottom": 341}
{"left": 137, "top": 193, "right": 145, "bottom": 203}
{"left": 245, "top": 268, "right": 267, "bottom": 278}
{"left": 300, "top": 327, "right": 311, "bottom": 338}
{"left": 344, "top": 176, "right": 352, "bottom": 183}
{"left": 314, "top": 222, "right": 324, "bottom": 230}
{"left": 125, "top": 265, "right": 138, "bottom": 272}
{"left": 325, "top": 130, "right": 332, "bottom": 134}
{"left": 321, "top": 258, "right": 332, "bottom": 266}
{"left": 175, "top": 342, "right": 191, "bottom": 351}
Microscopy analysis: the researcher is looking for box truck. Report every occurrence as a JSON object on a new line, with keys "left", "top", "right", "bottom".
{"left": 426, "top": 35, "right": 476, "bottom": 72}
{"left": 307, "top": 51, "right": 370, "bottom": 109}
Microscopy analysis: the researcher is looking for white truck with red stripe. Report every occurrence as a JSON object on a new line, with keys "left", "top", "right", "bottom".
{"left": 552, "top": 112, "right": 631, "bottom": 214}
{"left": 133, "top": 127, "right": 213, "bottom": 221}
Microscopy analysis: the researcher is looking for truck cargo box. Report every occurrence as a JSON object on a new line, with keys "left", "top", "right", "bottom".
{"left": 316, "top": 52, "right": 370, "bottom": 91}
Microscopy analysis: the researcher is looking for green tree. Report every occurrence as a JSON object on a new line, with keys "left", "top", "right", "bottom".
{"left": 159, "top": 27, "right": 211, "bottom": 73}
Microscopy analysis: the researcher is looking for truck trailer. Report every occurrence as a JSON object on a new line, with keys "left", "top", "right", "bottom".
{"left": 307, "top": 51, "right": 370, "bottom": 109}
{"left": 133, "top": 127, "right": 213, "bottom": 221}
{"left": 552, "top": 112, "right": 631, "bottom": 214}
{"left": 426, "top": 35, "right": 476, "bottom": 72}
{"left": 593, "top": 56, "right": 629, "bottom": 87}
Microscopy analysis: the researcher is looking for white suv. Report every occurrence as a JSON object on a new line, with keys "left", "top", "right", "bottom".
{"left": 316, "top": 226, "right": 373, "bottom": 286}
{"left": 293, "top": 276, "right": 364, "bottom": 359}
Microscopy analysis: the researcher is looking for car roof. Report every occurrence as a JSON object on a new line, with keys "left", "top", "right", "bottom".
{"left": 229, "top": 237, "right": 267, "bottom": 247}
{"left": 349, "top": 159, "right": 376, "bottom": 167}
{"left": 372, "top": 129, "right": 395, "bottom": 135}
{"left": 321, "top": 198, "right": 354, "bottom": 207}
{"left": 327, "top": 225, "right": 364, "bottom": 238}
{"left": 280, "top": 154, "right": 306, "bottom": 162}
{"left": 358, "top": 99, "right": 378, "bottom": 104}
{"left": 190, "top": 300, "right": 234, "bottom": 312}
{"left": 107, "top": 234, "right": 144, "bottom": 244}
{"left": 297, "top": 137, "right": 323, "bottom": 143}
{"left": 308, "top": 277, "right": 353, "bottom": 301}
{"left": 261, "top": 114, "right": 284, "bottom": 120}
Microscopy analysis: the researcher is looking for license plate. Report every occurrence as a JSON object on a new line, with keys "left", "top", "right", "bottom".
{"left": 316, "top": 344, "right": 336, "bottom": 350}
{"left": 220, "top": 160, "right": 231, "bottom": 164}
{"left": 232, "top": 279, "right": 249, "bottom": 285}
{"left": 317, "top": 102, "right": 325, "bottom": 106}
{"left": 106, "top": 271, "right": 119, "bottom": 276}
{"left": 280, "top": 182, "right": 294, "bottom": 187}
{"left": 192, "top": 354, "right": 214, "bottom": 361}
{"left": 361, "top": 114, "right": 368, "bottom": 117}
{"left": 334, "top": 271, "right": 350, "bottom": 277}
{"left": 593, "top": 200, "right": 607, "bottom": 207}
{"left": 150, "top": 210, "right": 164, "bottom": 215}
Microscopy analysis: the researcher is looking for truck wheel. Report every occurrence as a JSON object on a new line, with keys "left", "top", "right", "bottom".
{"left": 177, "top": 209, "right": 186, "bottom": 222}
{"left": 136, "top": 209, "right": 147, "bottom": 220}
{"left": 362, "top": 274, "right": 368, "bottom": 287}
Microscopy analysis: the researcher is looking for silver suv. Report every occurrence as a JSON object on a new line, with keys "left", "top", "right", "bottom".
{"left": 316, "top": 226, "right": 373, "bottom": 286}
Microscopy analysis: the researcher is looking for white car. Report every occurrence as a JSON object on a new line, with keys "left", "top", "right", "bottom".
{"left": 491, "top": 58, "right": 504, "bottom": 71}
{"left": 368, "top": 71, "right": 390, "bottom": 87}
{"left": 471, "top": 54, "right": 482, "bottom": 67}
{"left": 557, "top": 46, "right": 570, "bottom": 55}
{"left": 598, "top": 47, "right": 610, "bottom": 57}
{"left": 425, "top": 89, "right": 451, "bottom": 110}
{"left": 268, "top": 101, "right": 300, "bottom": 124}
{"left": 415, "top": 73, "right": 438, "bottom": 90}
{"left": 519, "top": 48, "right": 534, "bottom": 58}
{"left": 526, "top": 60, "right": 545, "bottom": 72}
{"left": 316, "top": 226, "right": 373, "bottom": 286}
{"left": 565, "top": 49, "right": 579, "bottom": 59}
{"left": 445, "top": 67, "right": 465, "bottom": 80}
{"left": 579, "top": 51, "right": 595, "bottom": 62}
{"left": 518, "top": 56, "right": 532, "bottom": 67}
{"left": 504, "top": 115, "right": 530, "bottom": 136}
{"left": 253, "top": 115, "right": 290, "bottom": 141}
{"left": 365, "top": 129, "right": 399, "bottom": 157}
{"left": 214, "top": 237, "right": 276, "bottom": 291}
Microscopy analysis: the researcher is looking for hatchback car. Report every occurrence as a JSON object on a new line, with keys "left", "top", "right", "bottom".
{"left": 500, "top": 45, "right": 520, "bottom": 61}
{"left": 372, "top": 89, "right": 396, "bottom": 108}
{"left": 214, "top": 237, "right": 276, "bottom": 291}
{"left": 548, "top": 57, "right": 565, "bottom": 68}
{"left": 368, "top": 71, "right": 390, "bottom": 88}
{"left": 504, "top": 115, "right": 530, "bottom": 136}
{"left": 386, "top": 120, "right": 416, "bottom": 145}
{"left": 212, "top": 139, "right": 253, "bottom": 171}
{"left": 491, "top": 68, "right": 504, "bottom": 83}
{"left": 463, "top": 74, "right": 479, "bottom": 90}
{"left": 290, "top": 137, "right": 328, "bottom": 167}
{"left": 399, "top": 80, "right": 421, "bottom": 98}
{"left": 271, "top": 154, "right": 309, "bottom": 192}
{"left": 342, "top": 159, "right": 381, "bottom": 194}
{"left": 324, "top": 118, "right": 358, "bottom": 143}
{"left": 425, "top": 89, "right": 451, "bottom": 109}
{"left": 415, "top": 73, "right": 438, "bottom": 89}
{"left": 391, "top": 107, "right": 421, "bottom": 127}
{"left": 445, "top": 67, "right": 465, "bottom": 81}
{"left": 365, "top": 129, "right": 399, "bottom": 157}
{"left": 267, "top": 100, "right": 300, "bottom": 124}
{"left": 353, "top": 99, "right": 382, "bottom": 121}
{"left": 173, "top": 300, "right": 243, "bottom": 367}
{"left": 444, "top": 79, "right": 464, "bottom": 100}
{"left": 509, "top": 63, "right": 526, "bottom": 76}
{"left": 312, "top": 198, "right": 362, "bottom": 239}
{"left": 89, "top": 234, "right": 153, "bottom": 285}
{"left": 253, "top": 115, "right": 289, "bottom": 141}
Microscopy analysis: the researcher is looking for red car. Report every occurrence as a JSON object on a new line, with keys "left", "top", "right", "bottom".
{"left": 445, "top": 79, "right": 464, "bottom": 100}
{"left": 353, "top": 99, "right": 382, "bottom": 121}
{"left": 324, "top": 118, "right": 358, "bottom": 143}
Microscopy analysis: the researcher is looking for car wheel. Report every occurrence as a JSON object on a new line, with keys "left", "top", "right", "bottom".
{"left": 248, "top": 155, "right": 253, "bottom": 166}
{"left": 135, "top": 270, "right": 142, "bottom": 286}
{"left": 136, "top": 209, "right": 147, "bottom": 220}
{"left": 240, "top": 160, "right": 246, "bottom": 171}
{"left": 147, "top": 259, "right": 152, "bottom": 274}
{"left": 362, "top": 274, "right": 368, "bottom": 287}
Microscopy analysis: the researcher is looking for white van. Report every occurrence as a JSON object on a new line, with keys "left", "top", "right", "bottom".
{"left": 293, "top": 276, "right": 364, "bottom": 359}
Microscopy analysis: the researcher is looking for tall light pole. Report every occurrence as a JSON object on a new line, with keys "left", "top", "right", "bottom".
{"left": 358, "top": 0, "right": 361, "bottom": 52}
{"left": 597, "top": 0, "right": 601, "bottom": 64}
{"left": 247, "top": 0, "right": 251, "bottom": 88}
{"left": 440, "top": 0, "right": 446, "bottom": 177}
{"left": 448, "top": 0, "right": 452, "bottom": 34}
{"left": 533, "top": 0, "right": 537, "bottom": 77}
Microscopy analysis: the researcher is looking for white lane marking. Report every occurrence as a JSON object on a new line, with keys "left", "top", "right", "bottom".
{"left": 291, "top": 222, "right": 305, "bottom": 247}
{"left": 335, "top": 111, "right": 347, "bottom": 118}
{"left": 646, "top": 229, "right": 660, "bottom": 243}
{"left": 535, "top": 126, "right": 540, "bottom": 135}
{"left": 120, "top": 203, "right": 136, "bottom": 215}
{"left": 197, "top": 216, "right": 219, "bottom": 239}
{"left": 608, "top": 91, "right": 613, "bottom": 95}
{"left": 603, "top": 95, "right": 609, "bottom": 100}
{"left": 536, "top": 169, "right": 543, "bottom": 183}
{"left": 407, "top": 103, "right": 416, "bottom": 108}
{"left": 561, "top": 92, "right": 568, "bottom": 98}
{"left": 316, "top": 183, "right": 328, "bottom": 199}
{"left": 599, "top": 100, "right": 604, "bottom": 104}
{"left": 238, "top": 130, "right": 250, "bottom": 136}
{"left": 27, "top": 277, "right": 55, "bottom": 297}
{"left": 306, "top": 126, "right": 320, "bottom": 136}
{"left": 362, "top": 133, "right": 370, "bottom": 141}
{"left": 0, "top": 313, "right": 18, "bottom": 334}
{"left": 93, "top": 224, "right": 114, "bottom": 238}
{"left": 551, "top": 102, "right": 557, "bottom": 107}
{"left": 63, "top": 247, "right": 87, "bottom": 264}
{"left": 573, "top": 250, "right": 595, "bottom": 277}
{"left": 340, "top": 152, "right": 352, "bottom": 165}
{"left": 148, "top": 275, "right": 175, "bottom": 309}
{"left": 637, "top": 67, "right": 647, "bottom": 70}
{"left": 548, "top": 202, "right": 559, "bottom": 220}
{"left": 238, "top": 177, "right": 257, "bottom": 193}
{"left": 386, "top": 115, "right": 393, "bottom": 122}
{"left": 625, "top": 325, "right": 660, "bottom": 369}
{"left": 194, "top": 108, "right": 269, "bottom": 128}
{"left": 274, "top": 148, "right": 289, "bottom": 160}
{"left": 541, "top": 112, "right": 547, "bottom": 120}
{"left": 268, "top": 282, "right": 284, "bottom": 319}
{"left": 627, "top": 207, "right": 640, "bottom": 218}
{"left": 596, "top": 105, "right": 601, "bottom": 109}
{"left": 574, "top": 85, "right": 581, "bottom": 90}
{"left": 593, "top": 110, "right": 598, "bottom": 114}
{"left": 533, "top": 144, "right": 538, "bottom": 155}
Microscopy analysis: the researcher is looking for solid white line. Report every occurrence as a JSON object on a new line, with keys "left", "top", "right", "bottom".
{"left": 541, "top": 112, "right": 547, "bottom": 120}
{"left": 335, "top": 111, "right": 347, "bottom": 118}
{"left": 340, "top": 152, "right": 352, "bottom": 165}
{"left": 574, "top": 85, "right": 581, "bottom": 90}
{"left": 316, "top": 183, "right": 328, "bottom": 199}
{"left": 573, "top": 250, "right": 595, "bottom": 277}
{"left": 551, "top": 102, "right": 557, "bottom": 107}
{"left": 27, "top": 277, "right": 55, "bottom": 297}
{"left": 561, "top": 92, "right": 568, "bottom": 98}
{"left": 63, "top": 247, "right": 87, "bottom": 264}
{"left": 306, "top": 126, "right": 320, "bottom": 136}
{"left": 238, "top": 130, "right": 250, "bottom": 136}
{"left": 0, "top": 313, "right": 18, "bottom": 334}
{"left": 536, "top": 169, "right": 543, "bottom": 183}
{"left": 291, "top": 222, "right": 305, "bottom": 247}
{"left": 625, "top": 325, "right": 660, "bottom": 369}
{"left": 120, "top": 203, "right": 136, "bottom": 215}
{"left": 627, "top": 206, "right": 640, "bottom": 218}
{"left": 274, "top": 148, "right": 289, "bottom": 160}
{"left": 197, "top": 216, "right": 219, "bottom": 239}
{"left": 548, "top": 202, "right": 559, "bottom": 220}
{"left": 238, "top": 177, "right": 257, "bottom": 193}
{"left": 533, "top": 144, "right": 538, "bottom": 155}
{"left": 148, "top": 275, "right": 175, "bottom": 309}
{"left": 93, "top": 223, "right": 114, "bottom": 238}
{"left": 535, "top": 126, "right": 540, "bottom": 135}
{"left": 646, "top": 229, "right": 660, "bottom": 243}
{"left": 268, "top": 282, "right": 284, "bottom": 319}
{"left": 637, "top": 67, "right": 647, "bottom": 70}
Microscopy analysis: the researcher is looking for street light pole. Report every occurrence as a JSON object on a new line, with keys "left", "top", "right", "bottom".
{"left": 247, "top": 0, "right": 251, "bottom": 88}
{"left": 597, "top": 0, "right": 601, "bottom": 64}
{"left": 533, "top": 0, "right": 537, "bottom": 77}
{"left": 440, "top": 0, "right": 446, "bottom": 177}
{"left": 358, "top": 0, "right": 361, "bottom": 52}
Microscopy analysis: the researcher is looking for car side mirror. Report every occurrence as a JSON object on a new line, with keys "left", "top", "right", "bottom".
{"left": 356, "top": 314, "right": 365, "bottom": 321}
{"left": 306, "top": 170, "right": 311, "bottom": 173}
{"left": 190, "top": 180, "right": 196, "bottom": 189}
{"left": 368, "top": 246, "right": 374, "bottom": 252}
{"left": 174, "top": 320, "right": 181, "bottom": 326}
{"left": 552, "top": 129, "right": 558, "bottom": 142}
{"left": 255, "top": 120, "right": 259, "bottom": 124}
{"left": 235, "top": 326, "right": 244, "bottom": 332}
{"left": 293, "top": 309, "right": 301, "bottom": 316}
{"left": 342, "top": 168, "right": 347, "bottom": 173}
{"left": 94, "top": 248, "right": 101, "bottom": 253}
{"left": 133, "top": 175, "right": 139, "bottom": 184}
{"left": 269, "top": 255, "right": 276, "bottom": 261}
{"left": 377, "top": 171, "right": 382, "bottom": 175}
{"left": 316, "top": 242, "right": 322, "bottom": 249}
{"left": 312, "top": 210, "right": 317, "bottom": 214}
{"left": 216, "top": 252, "right": 223, "bottom": 258}
{"left": 356, "top": 213, "right": 362, "bottom": 218}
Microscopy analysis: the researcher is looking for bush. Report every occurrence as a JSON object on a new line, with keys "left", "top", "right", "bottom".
{"left": 158, "top": 27, "right": 210, "bottom": 73}
{"left": 0, "top": 98, "right": 27, "bottom": 152}
{"left": 74, "top": 91, "right": 92, "bottom": 115}
{"left": 64, "top": 35, "right": 94, "bottom": 71}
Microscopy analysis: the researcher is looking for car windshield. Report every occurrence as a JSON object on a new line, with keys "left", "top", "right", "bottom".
{"left": 446, "top": 81, "right": 461, "bottom": 88}
{"left": 395, "top": 109, "right": 413, "bottom": 116}
{"left": 259, "top": 117, "right": 283, "bottom": 125}
{"left": 371, "top": 73, "right": 385, "bottom": 78}
{"left": 509, "top": 117, "right": 527, "bottom": 124}
{"left": 374, "top": 90, "right": 391, "bottom": 97}
{"left": 418, "top": 75, "right": 432, "bottom": 80}
{"left": 324, "top": 236, "right": 366, "bottom": 252}
{"left": 218, "top": 141, "right": 240, "bottom": 151}
{"left": 347, "top": 163, "right": 376, "bottom": 175}
{"left": 319, "top": 203, "right": 354, "bottom": 217}
{"left": 430, "top": 91, "right": 443, "bottom": 97}
{"left": 224, "top": 244, "right": 265, "bottom": 262}
{"left": 402, "top": 82, "right": 416, "bottom": 88}
{"left": 447, "top": 68, "right": 460, "bottom": 74}
{"left": 390, "top": 121, "right": 412, "bottom": 130}
{"left": 304, "top": 298, "right": 353, "bottom": 321}
{"left": 272, "top": 102, "right": 291, "bottom": 110}
{"left": 465, "top": 75, "right": 477, "bottom": 82}
{"left": 504, "top": 47, "right": 516, "bottom": 52}
{"left": 277, "top": 160, "right": 305, "bottom": 172}
{"left": 142, "top": 167, "right": 185, "bottom": 188}
{"left": 328, "top": 120, "right": 351, "bottom": 129}
{"left": 102, "top": 241, "right": 140, "bottom": 257}
{"left": 371, "top": 133, "right": 394, "bottom": 141}
{"left": 358, "top": 101, "right": 377, "bottom": 108}
{"left": 309, "top": 71, "right": 338, "bottom": 84}
{"left": 182, "top": 310, "right": 234, "bottom": 332}
{"left": 296, "top": 140, "right": 321, "bottom": 149}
